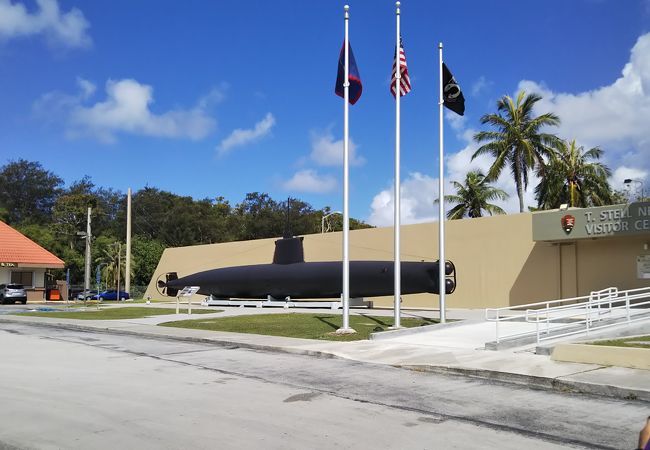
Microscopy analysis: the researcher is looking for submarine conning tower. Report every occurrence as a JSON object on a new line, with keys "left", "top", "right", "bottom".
{"left": 272, "top": 236, "right": 305, "bottom": 265}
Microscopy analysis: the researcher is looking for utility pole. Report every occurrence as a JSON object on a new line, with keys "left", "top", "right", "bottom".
{"left": 125, "top": 187, "right": 132, "bottom": 295}
{"left": 84, "top": 207, "right": 92, "bottom": 292}
{"left": 117, "top": 242, "right": 121, "bottom": 300}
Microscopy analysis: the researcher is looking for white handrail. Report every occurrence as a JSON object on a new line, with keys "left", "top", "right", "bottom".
{"left": 486, "top": 286, "right": 650, "bottom": 345}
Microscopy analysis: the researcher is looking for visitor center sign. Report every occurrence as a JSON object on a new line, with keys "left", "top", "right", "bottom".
{"left": 533, "top": 201, "right": 650, "bottom": 242}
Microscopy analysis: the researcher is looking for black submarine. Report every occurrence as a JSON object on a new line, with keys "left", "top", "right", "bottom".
{"left": 158, "top": 233, "right": 456, "bottom": 300}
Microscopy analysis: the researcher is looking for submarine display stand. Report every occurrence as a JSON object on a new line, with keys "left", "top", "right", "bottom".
{"left": 202, "top": 294, "right": 353, "bottom": 310}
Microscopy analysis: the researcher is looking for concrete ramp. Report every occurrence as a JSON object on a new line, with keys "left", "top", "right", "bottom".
{"left": 372, "top": 319, "right": 580, "bottom": 350}
{"left": 371, "top": 320, "right": 508, "bottom": 350}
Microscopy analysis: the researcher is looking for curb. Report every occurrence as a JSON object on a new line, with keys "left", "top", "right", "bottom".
{"left": 2, "top": 317, "right": 648, "bottom": 403}
{"left": 398, "top": 364, "right": 650, "bottom": 402}
{"left": 0, "top": 317, "right": 339, "bottom": 360}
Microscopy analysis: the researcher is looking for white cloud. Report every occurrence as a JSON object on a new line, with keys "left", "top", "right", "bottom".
{"left": 217, "top": 112, "right": 275, "bottom": 156}
{"left": 76, "top": 77, "right": 95, "bottom": 99}
{"left": 367, "top": 135, "right": 536, "bottom": 226}
{"left": 309, "top": 130, "right": 365, "bottom": 167}
{"left": 445, "top": 110, "right": 466, "bottom": 132}
{"left": 471, "top": 75, "right": 492, "bottom": 96}
{"left": 282, "top": 169, "right": 337, "bottom": 193}
{"left": 35, "top": 78, "right": 219, "bottom": 143}
{"left": 34, "top": 81, "right": 82, "bottom": 123}
{"left": 0, "top": 0, "right": 91, "bottom": 48}
{"left": 367, "top": 172, "right": 440, "bottom": 227}
{"left": 518, "top": 32, "right": 650, "bottom": 184}
{"left": 611, "top": 166, "right": 648, "bottom": 193}
{"left": 197, "top": 85, "right": 227, "bottom": 110}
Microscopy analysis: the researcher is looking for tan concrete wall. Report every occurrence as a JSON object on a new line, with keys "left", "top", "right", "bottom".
{"left": 145, "top": 212, "right": 650, "bottom": 308}
{"left": 552, "top": 343, "right": 650, "bottom": 370}
{"left": 26, "top": 288, "right": 45, "bottom": 302}
{"left": 576, "top": 236, "right": 650, "bottom": 295}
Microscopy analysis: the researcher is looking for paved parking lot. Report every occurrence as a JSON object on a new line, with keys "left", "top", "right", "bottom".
{"left": 1, "top": 321, "right": 647, "bottom": 449}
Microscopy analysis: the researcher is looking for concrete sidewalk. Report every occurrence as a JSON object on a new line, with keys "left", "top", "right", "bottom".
{"left": 1, "top": 306, "right": 649, "bottom": 403}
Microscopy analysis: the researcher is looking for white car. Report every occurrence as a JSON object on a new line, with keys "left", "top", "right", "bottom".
{"left": 0, "top": 284, "right": 27, "bottom": 304}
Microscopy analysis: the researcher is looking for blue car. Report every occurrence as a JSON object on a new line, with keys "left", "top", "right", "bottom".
{"left": 92, "top": 290, "right": 130, "bottom": 301}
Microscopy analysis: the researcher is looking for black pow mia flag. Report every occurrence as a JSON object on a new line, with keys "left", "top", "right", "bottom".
{"left": 442, "top": 62, "right": 465, "bottom": 116}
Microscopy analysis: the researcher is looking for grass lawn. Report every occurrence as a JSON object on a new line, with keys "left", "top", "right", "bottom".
{"left": 61, "top": 298, "right": 172, "bottom": 305}
{"left": 160, "top": 312, "right": 438, "bottom": 341}
{"left": 121, "top": 298, "right": 179, "bottom": 304}
{"left": 20, "top": 307, "right": 221, "bottom": 320}
{"left": 590, "top": 335, "right": 650, "bottom": 349}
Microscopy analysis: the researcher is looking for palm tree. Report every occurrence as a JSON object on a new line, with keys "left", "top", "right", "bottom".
{"left": 440, "top": 170, "right": 509, "bottom": 220}
{"left": 473, "top": 91, "right": 561, "bottom": 213}
{"left": 535, "top": 139, "right": 613, "bottom": 209}
{"left": 99, "top": 242, "right": 127, "bottom": 292}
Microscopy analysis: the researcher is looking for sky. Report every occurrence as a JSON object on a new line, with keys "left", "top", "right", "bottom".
{"left": 1, "top": 0, "right": 649, "bottom": 226}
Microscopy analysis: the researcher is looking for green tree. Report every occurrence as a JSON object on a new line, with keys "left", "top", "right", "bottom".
{"left": 191, "top": 197, "right": 239, "bottom": 244}
{"left": 535, "top": 139, "right": 614, "bottom": 209}
{"left": 318, "top": 207, "right": 372, "bottom": 233}
{"left": 97, "top": 240, "right": 128, "bottom": 292}
{"left": 52, "top": 191, "right": 97, "bottom": 250}
{"left": 610, "top": 190, "right": 630, "bottom": 205}
{"left": 439, "top": 171, "right": 509, "bottom": 219}
{"left": 93, "top": 186, "right": 125, "bottom": 238}
{"left": 161, "top": 197, "right": 204, "bottom": 247}
{"left": 234, "top": 192, "right": 284, "bottom": 240}
{"left": 0, "top": 159, "right": 64, "bottom": 225}
{"left": 17, "top": 223, "right": 70, "bottom": 281}
{"left": 16, "top": 223, "right": 61, "bottom": 253}
{"left": 209, "top": 196, "right": 239, "bottom": 242}
{"left": 130, "top": 187, "right": 177, "bottom": 243}
{"left": 282, "top": 198, "right": 319, "bottom": 236}
{"left": 131, "top": 237, "right": 165, "bottom": 286}
{"left": 473, "top": 91, "right": 561, "bottom": 213}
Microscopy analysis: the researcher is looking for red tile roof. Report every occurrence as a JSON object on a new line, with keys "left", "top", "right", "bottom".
{"left": 0, "top": 221, "right": 64, "bottom": 268}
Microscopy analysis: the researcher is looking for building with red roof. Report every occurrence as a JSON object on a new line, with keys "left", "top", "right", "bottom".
{"left": 0, "top": 221, "right": 64, "bottom": 302}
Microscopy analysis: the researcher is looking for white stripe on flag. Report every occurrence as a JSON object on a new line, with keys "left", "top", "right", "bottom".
{"left": 391, "top": 45, "right": 411, "bottom": 97}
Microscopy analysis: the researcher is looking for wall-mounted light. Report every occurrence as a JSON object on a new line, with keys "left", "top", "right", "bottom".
{"left": 624, "top": 178, "right": 644, "bottom": 202}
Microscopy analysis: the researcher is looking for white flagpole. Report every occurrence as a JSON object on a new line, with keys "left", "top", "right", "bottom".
{"left": 438, "top": 42, "right": 447, "bottom": 323}
{"left": 125, "top": 187, "right": 132, "bottom": 295}
{"left": 393, "top": 1, "right": 402, "bottom": 329}
{"left": 338, "top": 4, "right": 354, "bottom": 333}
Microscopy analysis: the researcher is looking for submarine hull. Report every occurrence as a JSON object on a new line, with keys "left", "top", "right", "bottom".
{"left": 165, "top": 260, "right": 454, "bottom": 299}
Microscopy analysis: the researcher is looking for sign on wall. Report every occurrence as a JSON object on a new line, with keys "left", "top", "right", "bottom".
{"left": 0, "top": 262, "right": 17, "bottom": 267}
{"left": 533, "top": 201, "right": 650, "bottom": 242}
{"left": 638, "top": 255, "right": 650, "bottom": 279}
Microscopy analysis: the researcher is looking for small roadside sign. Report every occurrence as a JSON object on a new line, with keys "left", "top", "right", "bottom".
{"left": 176, "top": 286, "right": 201, "bottom": 315}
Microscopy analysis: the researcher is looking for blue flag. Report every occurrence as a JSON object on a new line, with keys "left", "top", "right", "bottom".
{"left": 335, "top": 41, "right": 362, "bottom": 105}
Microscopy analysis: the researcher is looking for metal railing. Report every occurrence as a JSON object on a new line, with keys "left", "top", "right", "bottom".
{"left": 485, "top": 286, "right": 650, "bottom": 344}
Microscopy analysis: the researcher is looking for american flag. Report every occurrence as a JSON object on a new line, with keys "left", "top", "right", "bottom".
{"left": 391, "top": 37, "right": 411, "bottom": 98}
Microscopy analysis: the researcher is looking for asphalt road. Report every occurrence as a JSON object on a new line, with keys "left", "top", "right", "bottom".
{"left": 0, "top": 322, "right": 647, "bottom": 449}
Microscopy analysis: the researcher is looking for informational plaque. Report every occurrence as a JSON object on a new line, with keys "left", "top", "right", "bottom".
{"left": 637, "top": 255, "right": 650, "bottom": 279}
